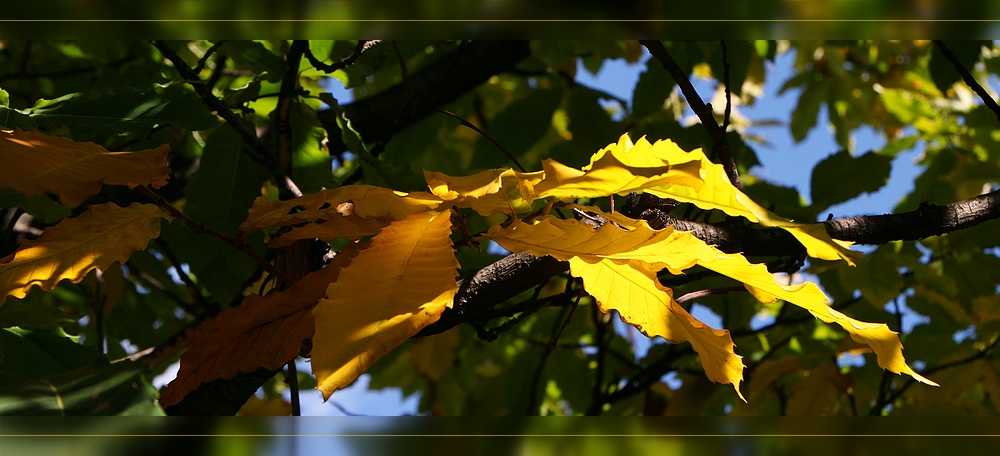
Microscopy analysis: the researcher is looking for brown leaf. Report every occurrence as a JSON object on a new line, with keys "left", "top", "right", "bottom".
{"left": 158, "top": 245, "right": 360, "bottom": 408}
{"left": 0, "top": 128, "right": 170, "bottom": 207}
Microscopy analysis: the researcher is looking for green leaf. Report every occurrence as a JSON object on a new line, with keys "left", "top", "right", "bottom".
{"left": 810, "top": 150, "right": 892, "bottom": 211}
{"left": 471, "top": 88, "right": 563, "bottom": 169}
{"left": 0, "top": 328, "right": 99, "bottom": 379}
{"left": 0, "top": 190, "right": 71, "bottom": 224}
{"left": 0, "top": 296, "right": 77, "bottom": 331}
{"left": 172, "top": 124, "right": 269, "bottom": 303}
{"left": 632, "top": 57, "right": 674, "bottom": 120}
{"left": 790, "top": 79, "right": 827, "bottom": 143}
{"left": 837, "top": 246, "right": 904, "bottom": 307}
{"left": 562, "top": 86, "right": 622, "bottom": 168}
{"left": 929, "top": 41, "right": 988, "bottom": 93}
{"left": 222, "top": 80, "right": 262, "bottom": 107}
{"left": 288, "top": 102, "right": 334, "bottom": 194}
{"left": 0, "top": 360, "right": 164, "bottom": 416}
{"left": 219, "top": 41, "right": 286, "bottom": 83}
{"left": 27, "top": 88, "right": 219, "bottom": 141}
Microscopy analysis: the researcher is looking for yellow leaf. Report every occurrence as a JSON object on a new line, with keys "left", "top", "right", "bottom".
{"left": 569, "top": 257, "right": 745, "bottom": 399}
{"left": 239, "top": 184, "right": 441, "bottom": 239}
{"left": 410, "top": 328, "right": 461, "bottom": 381}
{"left": 487, "top": 207, "right": 933, "bottom": 387}
{"left": 424, "top": 168, "right": 544, "bottom": 216}
{"left": 596, "top": 134, "right": 859, "bottom": 264}
{"left": 531, "top": 152, "right": 703, "bottom": 202}
{"left": 266, "top": 214, "right": 393, "bottom": 248}
{"left": 311, "top": 210, "right": 459, "bottom": 400}
{"left": 0, "top": 202, "right": 165, "bottom": 306}
{"left": 158, "top": 245, "right": 360, "bottom": 408}
{"left": 0, "top": 128, "right": 170, "bottom": 207}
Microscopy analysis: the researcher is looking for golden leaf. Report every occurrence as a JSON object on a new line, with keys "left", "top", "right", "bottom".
{"left": 311, "top": 210, "right": 459, "bottom": 400}
{"left": 487, "top": 207, "right": 933, "bottom": 387}
{"left": 596, "top": 134, "right": 859, "bottom": 265}
{"left": 569, "top": 257, "right": 745, "bottom": 399}
{"left": 158, "top": 245, "right": 360, "bottom": 408}
{"left": 265, "top": 214, "right": 393, "bottom": 248}
{"left": 0, "top": 202, "right": 165, "bottom": 306}
{"left": 0, "top": 128, "right": 170, "bottom": 207}
{"left": 239, "top": 184, "right": 442, "bottom": 239}
{"left": 424, "top": 168, "right": 544, "bottom": 216}
{"left": 531, "top": 149, "right": 703, "bottom": 202}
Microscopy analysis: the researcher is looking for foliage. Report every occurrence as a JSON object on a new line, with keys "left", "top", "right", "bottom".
{"left": 1, "top": 40, "right": 999, "bottom": 416}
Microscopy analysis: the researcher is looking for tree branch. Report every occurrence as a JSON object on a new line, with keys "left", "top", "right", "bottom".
{"left": 149, "top": 40, "right": 302, "bottom": 200}
{"left": 316, "top": 41, "right": 532, "bottom": 147}
{"left": 933, "top": 40, "right": 1000, "bottom": 124}
{"left": 640, "top": 40, "right": 741, "bottom": 189}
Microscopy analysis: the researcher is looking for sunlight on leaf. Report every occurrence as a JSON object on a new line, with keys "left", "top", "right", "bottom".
{"left": 0, "top": 128, "right": 170, "bottom": 207}
{"left": 239, "top": 184, "right": 442, "bottom": 241}
{"left": 569, "top": 257, "right": 745, "bottom": 399}
{"left": 311, "top": 210, "right": 459, "bottom": 400}
{"left": 487, "top": 206, "right": 932, "bottom": 387}
{"left": 0, "top": 202, "right": 166, "bottom": 306}
{"left": 596, "top": 134, "right": 860, "bottom": 265}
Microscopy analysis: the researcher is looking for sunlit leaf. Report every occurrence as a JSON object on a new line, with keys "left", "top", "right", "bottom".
{"left": 312, "top": 210, "right": 459, "bottom": 400}
{"left": 239, "top": 185, "right": 442, "bottom": 240}
{"left": 487, "top": 207, "right": 932, "bottom": 387}
{"left": 597, "top": 134, "right": 860, "bottom": 264}
{"left": 0, "top": 202, "right": 166, "bottom": 306}
{"left": 0, "top": 128, "right": 170, "bottom": 207}
{"left": 569, "top": 257, "right": 745, "bottom": 399}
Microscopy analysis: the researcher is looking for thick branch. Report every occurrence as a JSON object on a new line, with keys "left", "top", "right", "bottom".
{"left": 316, "top": 40, "right": 531, "bottom": 146}
{"left": 640, "top": 40, "right": 741, "bottom": 189}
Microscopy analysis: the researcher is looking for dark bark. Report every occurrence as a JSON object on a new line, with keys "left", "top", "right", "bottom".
{"left": 317, "top": 40, "right": 531, "bottom": 148}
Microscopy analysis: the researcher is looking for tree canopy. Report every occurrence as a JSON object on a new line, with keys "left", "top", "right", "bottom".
{"left": 1, "top": 40, "right": 1000, "bottom": 416}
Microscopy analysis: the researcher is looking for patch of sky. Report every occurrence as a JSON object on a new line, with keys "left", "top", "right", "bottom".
{"left": 166, "top": 263, "right": 191, "bottom": 285}
{"left": 689, "top": 303, "right": 724, "bottom": 330}
{"left": 661, "top": 371, "right": 683, "bottom": 390}
{"left": 953, "top": 325, "right": 978, "bottom": 344}
{"left": 882, "top": 292, "right": 930, "bottom": 334}
{"left": 837, "top": 352, "right": 866, "bottom": 368}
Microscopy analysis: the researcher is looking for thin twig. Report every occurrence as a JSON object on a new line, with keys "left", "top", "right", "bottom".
{"left": 436, "top": 109, "right": 527, "bottom": 172}
{"left": 675, "top": 285, "right": 747, "bottom": 304}
{"left": 149, "top": 40, "right": 302, "bottom": 200}
{"left": 154, "top": 238, "right": 217, "bottom": 315}
{"left": 287, "top": 360, "right": 301, "bottom": 416}
{"left": 304, "top": 40, "right": 376, "bottom": 74}
{"left": 137, "top": 185, "right": 296, "bottom": 286}
{"left": 933, "top": 40, "right": 1000, "bottom": 125}
{"left": 720, "top": 40, "right": 733, "bottom": 132}
{"left": 873, "top": 333, "right": 999, "bottom": 415}
{"left": 192, "top": 40, "right": 227, "bottom": 74}
{"left": 640, "top": 40, "right": 741, "bottom": 189}
{"left": 527, "top": 290, "right": 583, "bottom": 415}
{"left": 392, "top": 40, "right": 409, "bottom": 79}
